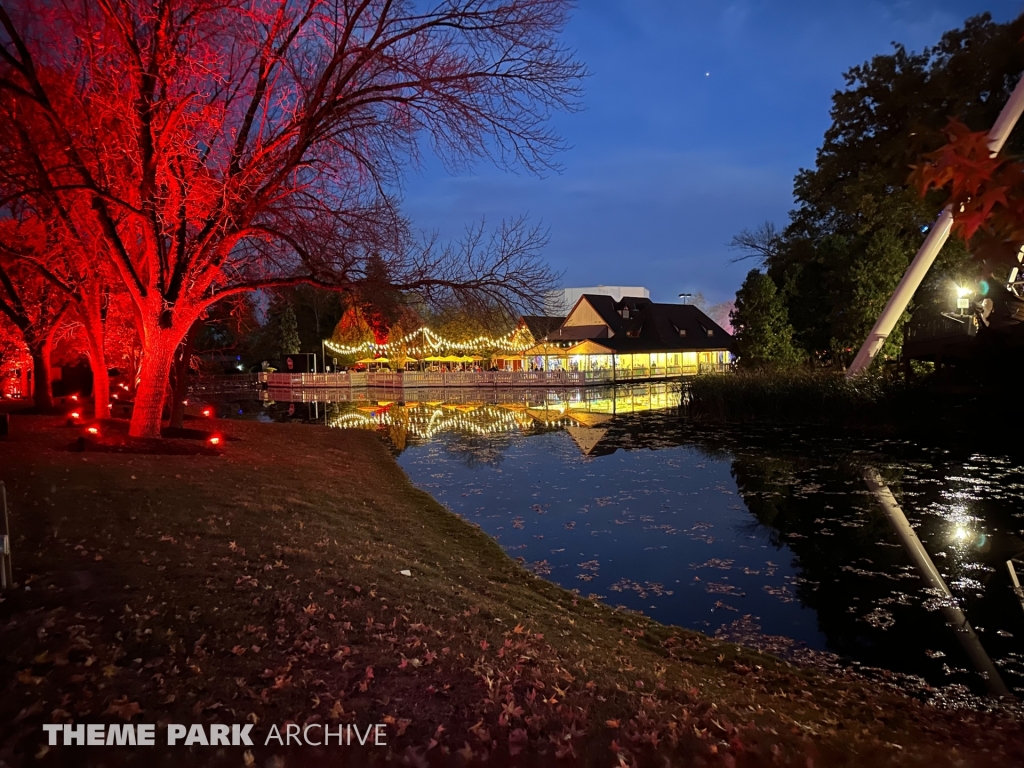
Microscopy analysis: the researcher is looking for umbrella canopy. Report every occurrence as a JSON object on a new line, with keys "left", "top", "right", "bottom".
{"left": 566, "top": 340, "right": 614, "bottom": 356}
{"left": 423, "top": 356, "right": 446, "bottom": 362}
{"left": 355, "top": 357, "right": 388, "bottom": 364}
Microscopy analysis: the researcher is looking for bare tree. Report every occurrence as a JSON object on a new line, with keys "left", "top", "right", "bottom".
{"left": 729, "top": 221, "right": 783, "bottom": 264}
{"left": 0, "top": 0, "right": 583, "bottom": 436}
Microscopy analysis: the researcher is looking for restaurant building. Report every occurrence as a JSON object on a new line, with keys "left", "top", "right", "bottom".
{"left": 517, "top": 294, "right": 732, "bottom": 377}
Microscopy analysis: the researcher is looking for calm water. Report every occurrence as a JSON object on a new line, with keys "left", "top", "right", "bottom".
{"left": 224, "top": 384, "right": 1024, "bottom": 698}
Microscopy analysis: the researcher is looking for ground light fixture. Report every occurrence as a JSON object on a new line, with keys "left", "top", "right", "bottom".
{"left": 202, "top": 408, "right": 212, "bottom": 417}
{"left": 86, "top": 427, "right": 98, "bottom": 435}
{"left": 208, "top": 436, "right": 221, "bottom": 446}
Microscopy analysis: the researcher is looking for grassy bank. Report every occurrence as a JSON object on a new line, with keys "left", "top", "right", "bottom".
{"left": 0, "top": 416, "right": 1022, "bottom": 767}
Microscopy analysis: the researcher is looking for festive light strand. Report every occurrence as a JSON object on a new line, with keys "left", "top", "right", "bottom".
{"left": 324, "top": 326, "right": 533, "bottom": 357}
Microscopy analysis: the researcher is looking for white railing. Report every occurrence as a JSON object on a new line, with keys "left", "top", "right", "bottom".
{"left": 259, "top": 364, "right": 728, "bottom": 391}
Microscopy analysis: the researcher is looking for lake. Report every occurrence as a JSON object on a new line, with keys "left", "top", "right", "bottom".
{"left": 226, "top": 382, "right": 1024, "bottom": 700}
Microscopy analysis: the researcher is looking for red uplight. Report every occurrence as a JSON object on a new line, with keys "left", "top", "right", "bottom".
{"left": 71, "top": 395, "right": 78, "bottom": 401}
{"left": 87, "top": 427, "right": 99, "bottom": 435}
{"left": 71, "top": 412, "right": 80, "bottom": 419}
{"left": 208, "top": 436, "right": 221, "bottom": 445}
{"left": 202, "top": 408, "right": 212, "bottom": 417}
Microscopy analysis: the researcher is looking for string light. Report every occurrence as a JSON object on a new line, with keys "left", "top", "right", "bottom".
{"left": 324, "top": 326, "right": 533, "bottom": 357}
{"left": 319, "top": 384, "right": 679, "bottom": 440}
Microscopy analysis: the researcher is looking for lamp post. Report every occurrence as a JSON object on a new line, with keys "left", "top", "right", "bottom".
{"left": 678, "top": 293, "right": 692, "bottom": 305}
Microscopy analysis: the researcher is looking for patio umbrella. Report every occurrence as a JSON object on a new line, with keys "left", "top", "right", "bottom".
{"left": 355, "top": 356, "right": 388, "bottom": 364}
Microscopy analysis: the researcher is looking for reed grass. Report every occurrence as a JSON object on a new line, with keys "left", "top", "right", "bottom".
{"left": 685, "top": 369, "right": 918, "bottom": 425}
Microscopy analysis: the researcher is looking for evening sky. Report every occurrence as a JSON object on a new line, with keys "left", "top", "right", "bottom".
{"left": 400, "top": 0, "right": 1023, "bottom": 305}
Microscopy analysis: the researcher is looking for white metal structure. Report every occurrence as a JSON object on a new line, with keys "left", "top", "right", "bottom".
{"left": 863, "top": 468, "right": 1009, "bottom": 696}
{"left": 846, "top": 72, "right": 1024, "bottom": 378}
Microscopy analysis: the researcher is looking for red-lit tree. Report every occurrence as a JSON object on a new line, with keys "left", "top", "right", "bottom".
{"left": 0, "top": 192, "right": 129, "bottom": 418}
{"left": 0, "top": 1, "right": 578, "bottom": 436}
{"left": 0, "top": 241, "right": 70, "bottom": 411}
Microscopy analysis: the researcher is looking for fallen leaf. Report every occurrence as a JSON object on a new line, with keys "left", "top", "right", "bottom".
{"left": 16, "top": 669, "right": 43, "bottom": 685}
{"left": 104, "top": 697, "right": 142, "bottom": 720}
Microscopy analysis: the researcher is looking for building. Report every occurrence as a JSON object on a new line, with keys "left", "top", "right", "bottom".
{"left": 544, "top": 285, "right": 649, "bottom": 316}
{"left": 497, "top": 315, "right": 567, "bottom": 370}
{"left": 523, "top": 294, "right": 732, "bottom": 376}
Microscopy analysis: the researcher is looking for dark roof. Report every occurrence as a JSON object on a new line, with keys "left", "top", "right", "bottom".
{"left": 552, "top": 296, "right": 732, "bottom": 353}
{"left": 545, "top": 324, "right": 609, "bottom": 341}
{"left": 574, "top": 294, "right": 654, "bottom": 335}
{"left": 520, "top": 315, "right": 565, "bottom": 340}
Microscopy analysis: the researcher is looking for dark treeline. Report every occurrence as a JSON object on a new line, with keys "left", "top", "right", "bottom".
{"left": 730, "top": 13, "right": 1024, "bottom": 369}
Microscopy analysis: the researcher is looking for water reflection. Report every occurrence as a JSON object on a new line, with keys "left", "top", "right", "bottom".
{"left": 221, "top": 384, "right": 1024, "bottom": 697}
{"left": 863, "top": 467, "right": 1009, "bottom": 696}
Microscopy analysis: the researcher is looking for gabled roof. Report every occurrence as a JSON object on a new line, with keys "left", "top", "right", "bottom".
{"left": 567, "top": 294, "right": 654, "bottom": 335}
{"left": 544, "top": 295, "right": 732, "bottom": 353}
{"left": 520, "top": 315, "right": 565, "bottom": 341}
{"left": 577, "top": 294, "right": 624, "bottom": 332}
{"left": 545, "top": 324, "right": 609, "bottom": 341}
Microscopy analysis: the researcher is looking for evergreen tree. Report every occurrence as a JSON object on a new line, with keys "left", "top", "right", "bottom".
{"left": 277, "top": 304, "right": 301, "bottom": 355}
{"left": 730, "top": 270, "right": 804, "bottom": 369}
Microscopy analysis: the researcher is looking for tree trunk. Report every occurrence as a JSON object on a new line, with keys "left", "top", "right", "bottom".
{"left": 28, "top": 333, "right": 55, "bottom": 413}
{"left": 129, "top": 328, "right": 185, "bottom": 438}
{"left": 169, "top": 320, "right": 200, "bottom": 429}
{"left": 81, "top": 311, "right": 110, "bottom": 421}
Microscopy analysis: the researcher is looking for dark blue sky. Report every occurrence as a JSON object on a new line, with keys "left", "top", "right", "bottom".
{"left": 402, "top": 1, "right": 1022, "bottom": 305}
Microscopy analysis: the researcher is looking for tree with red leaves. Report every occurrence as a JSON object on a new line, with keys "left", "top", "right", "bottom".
{"left": 914, "top": 119, "right": 1024, "bottom": 274}
{"left": 0, "top": 0, "right": 580, "bottom": 436}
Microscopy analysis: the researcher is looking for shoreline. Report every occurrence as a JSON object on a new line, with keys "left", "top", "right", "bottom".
{"left": 1, "top": 415, "right": 1022, "bottom": 766}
